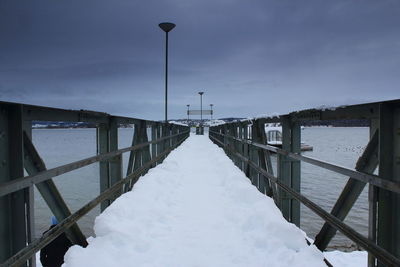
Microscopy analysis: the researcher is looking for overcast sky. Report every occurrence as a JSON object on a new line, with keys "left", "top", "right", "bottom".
{"left": 0, "top": 0, "right": 399, "bottom": 120}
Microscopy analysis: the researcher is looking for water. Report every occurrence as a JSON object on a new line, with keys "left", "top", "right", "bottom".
{"left": 32, "top": 128, "right": 134, "bottom": 237}
{"left": 32, "top": 127, "right": 369, "bottom": 249}
{"left": 299, "top": 127, "right": 369, "bottom": 249}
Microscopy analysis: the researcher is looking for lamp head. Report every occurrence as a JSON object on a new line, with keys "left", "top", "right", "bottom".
{"left": 198, "top": 92, "right": 204, "bottom": 96}
{"left": 159, "top": 22, "right": 176, "bottom": 33}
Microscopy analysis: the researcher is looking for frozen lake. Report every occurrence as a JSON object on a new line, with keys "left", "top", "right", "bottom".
{"left": 32, "top": 127, "right": 369, "bottom": 249}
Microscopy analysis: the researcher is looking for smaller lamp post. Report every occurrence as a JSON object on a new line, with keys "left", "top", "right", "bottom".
{"left": 210, "top": 104, "right": 213, "bottom": 124}
{"left": 186, "top": 104, "right": 190, "bottom": 124}
{"left": 198, "top": 92, "right": 204, "bottom": 124}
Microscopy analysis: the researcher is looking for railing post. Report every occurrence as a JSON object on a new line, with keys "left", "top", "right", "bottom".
{"left": 232, "top": 124, "right": 237, "bottom": 166}
{"left": 238, "top": 124, "right": 244, "bottom": 171}
{"left": 133, "top": 121, "right": 147, "bottom": 172}
{"left": 231, "top": 124, "right": 236, "bottom": 162}
{"left": 290, "top": 120, "right": 301, "bottom": 227}
{"left": 0, "top": 104, "right": 30, "bottom": 266}
{"left": 376, "top": 103, "right": 400, "bottom": 266}
{"left": 141, "top": 121, "right": 151, "bottom": 170}
{"left": 163, "top": 124, "right": 170, "bottom": 158}
{"left": 172, "top": 125, "right": 177, "bottom": 147}
{"left": 156, "top": 124, "right": 162, "bottom": 164}
{"left": 218, "top": 126, "right": 222, "bottom": 146}
{"left": 278, "top": 116, "right": 291, "bottom": 222}
{"left": 151, "top": 124, "right": 157, "bottom": 167}
{"left": 369, "top": 118, "right": 379, "bottom": 267}
{"left": 222, "top": 125, "right": 228, "bottom": 156}
{"left": 228, "top": 124, "right": 234, "bottom": 162}
{"left": 277, "top": 116, "right": 300, "bottom": 226}
{"left": 125, "top": 123, "right": 137, "bottom": 192}
{"left": 109, "top": 117, "right": 122, "bottom": 200}
{"left": 97, "top": 121, "right": 110, "bottom": 212}
{"left": 243, "top": 123, "right": 250, "bottom": 177}
{"left": 254, "top": 119, "right": 275, "bottom": 197}
{"left": 234, "top": 123, "right": 241, "bottom": 168}
{"left": 170, "top": 124, "right": 173, "bottom": 149}
{"left": 231, "top": 124, "right": 235, "bottom": 162}
{"left": 250, "top": 122, "right": 260, "bottom": 187}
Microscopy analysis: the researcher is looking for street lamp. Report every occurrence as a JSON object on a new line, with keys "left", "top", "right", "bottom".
{"left": 198, "top": 92, "right": 204, "bottom": 124}
{"left": 186, "top": 104, "right": 190, "bottom": 124}
{"left": 159, "top": 22, "right": 176, "bottom": 123}
{"left": 210, "top": 104, "right": 213, "bottom": 124}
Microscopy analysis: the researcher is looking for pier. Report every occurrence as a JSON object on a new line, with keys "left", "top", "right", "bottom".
{"left": 0, "top": 99, "right": 400, "bottom": 266}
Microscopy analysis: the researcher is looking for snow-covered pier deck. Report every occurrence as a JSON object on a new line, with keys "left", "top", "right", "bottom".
{"left": 62, "top": 135, "right": 361, "bottom": 267}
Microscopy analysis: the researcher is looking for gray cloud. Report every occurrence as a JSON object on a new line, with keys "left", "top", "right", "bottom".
{"left": 1, "top": 0, "right": 399, "bottom": 120}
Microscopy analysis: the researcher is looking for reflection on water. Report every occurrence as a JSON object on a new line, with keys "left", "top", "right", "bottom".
{"left": 32, "top": 127, "right": 369, "bottom": 249}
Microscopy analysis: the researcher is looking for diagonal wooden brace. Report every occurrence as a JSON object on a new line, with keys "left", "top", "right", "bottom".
{"left": 126, "top": 120, "right": 151, "bottom": 192}
{"left": 314, "top": 129, "right": 379, "bottom": 251}
{"left": 23, "top": 131, "right": 88, "bottom": 247}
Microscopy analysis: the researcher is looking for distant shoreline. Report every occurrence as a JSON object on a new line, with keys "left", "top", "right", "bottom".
{"left": 32, "top": 118, "right": 370, "bottom": 129}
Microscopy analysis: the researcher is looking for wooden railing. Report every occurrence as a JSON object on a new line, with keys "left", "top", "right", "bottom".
{"left": 0, "top": 101, "right": 190, "bottom": 266}
{"left": 209, "top": 99, "right": 400, "bottom": 267}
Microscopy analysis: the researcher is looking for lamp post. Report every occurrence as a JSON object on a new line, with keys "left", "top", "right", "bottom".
{"left": 198, "top": 92, "right": 204, "bottom": 124}
{"left": 159, "top": 22, "right": 176, "bottom": 123}
{"left": 186, "top": 104, "right": 190, "bottom": 124}
{"left": 210, "top": 104, "right": 213, "bottom": 124}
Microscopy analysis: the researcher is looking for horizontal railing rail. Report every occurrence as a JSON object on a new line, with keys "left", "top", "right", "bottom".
{"left": 209, "top": 131, "right": 400, "bottom": 194}
{"left": 0, "top": 100, "right": 166, "bottom": 126}
{"left": 0, "top": 131, "right": 189, "bottom": 198}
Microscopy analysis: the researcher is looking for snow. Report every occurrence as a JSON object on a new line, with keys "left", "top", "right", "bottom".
{"left": 204, "top": 119, "right": 226, "bottom": 126}
{"left": 324, "top": 250, "right": 367, "bottom": 267}
{"left": 36, "top": 253, "right": 42, "bottom": 267}
{"left": 315, "top": 105, "right": 342, "bottom": 111}
{"left": 61, "top": 134, "right": 363, "bottom": 267}
{"left": 255, "top": 112, "right": 281, "bottom": 119}
{"left": 265, "top": 126, "right": 282, "bottom": 132}
{"left": 169, "top": 121, "right": 188, "bottom": 126}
